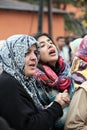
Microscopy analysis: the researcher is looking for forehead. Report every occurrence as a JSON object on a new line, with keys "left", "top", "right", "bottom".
{"left": 38, "top": 35, "right": 49, "bottom": 41}
{"left": 28, "top": 44, "right": 37, "bottom": 50}
{"left": 37, "top": 35, "right": 51, "bottom": 43}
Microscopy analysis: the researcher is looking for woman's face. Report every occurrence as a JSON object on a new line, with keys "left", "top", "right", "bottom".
{"left": 24, "top": 44, "right": 38, "bottom": 77}
{"left": 37, "top": 35, "right": 58, "bottom": 66}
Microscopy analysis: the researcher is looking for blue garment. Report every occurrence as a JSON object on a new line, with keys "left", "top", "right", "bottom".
{"left": 35, "top": 63, "right": 74, "bottom": 129}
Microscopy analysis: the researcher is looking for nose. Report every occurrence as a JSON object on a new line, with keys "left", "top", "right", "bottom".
{"left": 30, "top": 52, "right": 37, "bottom": 60}
{"left": 47, "top": 42, "right": 53, "bottom": 48}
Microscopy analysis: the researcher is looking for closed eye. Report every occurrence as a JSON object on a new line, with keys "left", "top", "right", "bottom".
{"left": 40, "top": 43, "right": 45, "bottom": 48}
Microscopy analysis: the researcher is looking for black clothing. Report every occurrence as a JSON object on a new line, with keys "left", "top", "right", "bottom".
{"left": 0, "top": 116, "right": 10, "bottom": 130}
{"left": 0, "top": 71, "right": 63, "bottom": 130}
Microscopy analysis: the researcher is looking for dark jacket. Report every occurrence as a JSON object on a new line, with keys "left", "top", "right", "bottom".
{"left": 0, "top": 71, "right": 63, "bottom": 130}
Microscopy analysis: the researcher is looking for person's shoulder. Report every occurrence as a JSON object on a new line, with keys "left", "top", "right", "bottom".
{"left": 0, "top": 71, "right": 15, "bottom": 82}
{"left": 0, "top": 71, "right": 19, "bottom": 88}
{"left": 79, "top": 81, "right": 87, "bottom": 92}
{"left": 0, "top": 71, "right": 10, "bottom": 82}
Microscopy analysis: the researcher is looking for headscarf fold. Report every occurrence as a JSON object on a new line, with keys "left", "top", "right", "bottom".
{"left": 0, "top": 34, "right": 43, "bottom": 109}
{"left": 76, "top": 36, "right": 87, "bottom": 62}
{"left": 71, "top": 35, "right": 87, "bottom": 89}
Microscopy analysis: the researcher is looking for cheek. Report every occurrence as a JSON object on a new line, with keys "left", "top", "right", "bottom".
{"left": 56, "top": 50, "right": 59, "bottom": 58}
{"left": 54, "top": 46, "right": 59, "bottom": 56}
{"left": 40, "top": 50, "right": 48, "bottom": 62}
{"left": 36, "top": 60, "right": 38, "bottom": 66}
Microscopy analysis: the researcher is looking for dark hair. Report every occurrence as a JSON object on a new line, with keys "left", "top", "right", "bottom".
{"left": 34, "top": 32, "right": 55, "bottom": 45}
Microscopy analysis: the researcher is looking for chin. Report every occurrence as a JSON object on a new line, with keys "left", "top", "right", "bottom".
{"left": 25, "top": 71, "right": 35, "bottom": 77}
{"left": 50, "top": 57, "right": 58, "bottom": 62}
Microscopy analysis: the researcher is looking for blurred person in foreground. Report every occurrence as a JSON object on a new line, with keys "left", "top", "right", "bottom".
{"left": 0, "top": 34, "right": 70, "bottom": 130}
{"left": 34, "top": 33, "right": 74, "bottom": 130}
{"left": 65, "top": 35, "right": 87, "bottom": 130}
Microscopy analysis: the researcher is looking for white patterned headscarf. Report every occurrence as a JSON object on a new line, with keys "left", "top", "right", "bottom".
{"left": 0, "top": 34, "right": 43, "bottom": 109}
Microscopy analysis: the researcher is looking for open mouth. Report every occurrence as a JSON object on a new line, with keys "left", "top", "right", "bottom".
{"left": 49, "top": 49, "right": 56, "bottom": 55}
{"left": 29, "top": 63, "right": 36, "bottom": 68}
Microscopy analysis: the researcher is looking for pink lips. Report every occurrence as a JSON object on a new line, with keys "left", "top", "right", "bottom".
{"left": 49, "top": 49, "right": 56, "bottom": 56}
{"left": 29, "top": 63, "right": 36, "bottom": 69}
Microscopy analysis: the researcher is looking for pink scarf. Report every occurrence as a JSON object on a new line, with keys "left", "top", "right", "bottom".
{"left": 34, "top": 57, "right": 71, "bottom": 91}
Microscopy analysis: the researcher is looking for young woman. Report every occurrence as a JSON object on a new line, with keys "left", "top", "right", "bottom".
{"left": 34, "top": 33, "right": 74, "bottom": 130}
{"left": 0, "top": 34, "right": 70, "bottom": 130}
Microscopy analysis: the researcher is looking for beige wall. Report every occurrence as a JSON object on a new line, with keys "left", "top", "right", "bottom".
{"left": 0, "top": 9, "right": 65, "bottom": 44}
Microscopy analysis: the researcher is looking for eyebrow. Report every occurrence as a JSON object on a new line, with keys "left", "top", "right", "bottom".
{"left": 39, "top": 41, "right": 45, "bottom": 44}
{"left": 28, "top": 47, "right": 36, "bottom": 51}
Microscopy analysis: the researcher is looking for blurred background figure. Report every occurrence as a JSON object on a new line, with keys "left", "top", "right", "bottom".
{"left": 56, "top": 36, "right": 71, "bottom": 65}
{"left": 56, "top": 36, "right": 66, "bottom": 56}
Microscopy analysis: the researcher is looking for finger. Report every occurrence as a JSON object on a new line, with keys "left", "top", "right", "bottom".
{"left": 63, "top": 89, "right": 68, "bottom": 93}
{"left": 62, "top": 97, "right": 70, "bottom": 104}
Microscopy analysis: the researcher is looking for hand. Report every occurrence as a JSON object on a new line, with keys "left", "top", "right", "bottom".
{"left": 54, "top": 89, "right": 70, "bottom": 109}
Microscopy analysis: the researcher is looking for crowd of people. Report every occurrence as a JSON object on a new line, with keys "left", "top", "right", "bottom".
{"left": 0, "top": 32, "right": 87, "bottom": 130}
